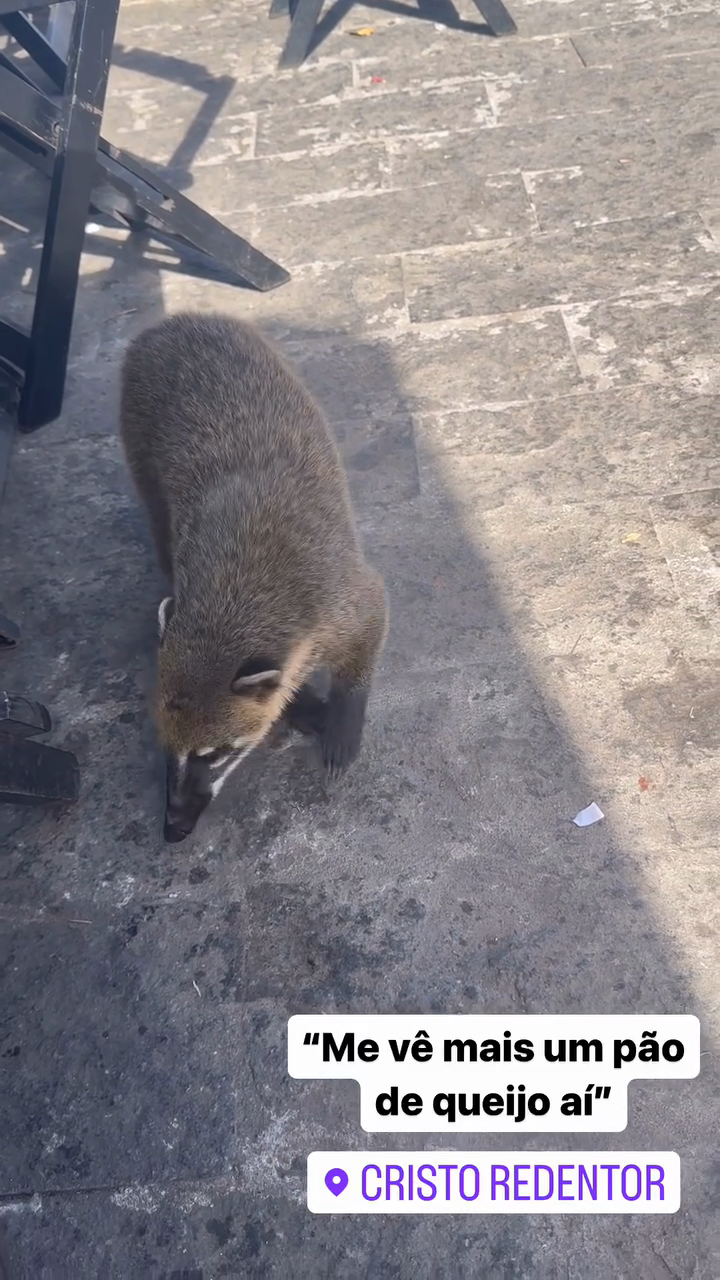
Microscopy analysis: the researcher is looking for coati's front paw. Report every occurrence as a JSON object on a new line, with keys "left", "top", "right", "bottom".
{"left": 320, "top": 687, "right": 367, "bottom": 776}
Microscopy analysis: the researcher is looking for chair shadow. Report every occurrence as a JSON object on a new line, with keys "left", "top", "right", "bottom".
{"left": 308, "top": 0, "right": 492, "bottom": 58}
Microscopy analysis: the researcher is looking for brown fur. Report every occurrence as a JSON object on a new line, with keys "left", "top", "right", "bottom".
{"left": 119, "top": 311, "right": 388, "bottom": 764}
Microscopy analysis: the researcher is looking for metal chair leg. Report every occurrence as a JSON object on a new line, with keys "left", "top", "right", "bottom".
{"left": 470, "top": 0, "right": 518, "bottom": 36}
{"left": 279, "top": 0, "right": 326, "bottom": 69}
{"left": 18, "top": 0, "right": 122, "bottom": 429}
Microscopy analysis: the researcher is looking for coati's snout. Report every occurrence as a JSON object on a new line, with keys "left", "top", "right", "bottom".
{"left": 157, "top": 596, "right": 287, "bottom": 840}
{"left": 163, "top": 744, "right": 253, "bottom": 843}
{"left": 164, "top": 751, "right": 213, "bottom": 843}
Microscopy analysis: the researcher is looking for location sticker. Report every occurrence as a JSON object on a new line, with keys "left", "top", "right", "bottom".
{"left": 325, "top": 1167, "right": 349, "bottom": 1197}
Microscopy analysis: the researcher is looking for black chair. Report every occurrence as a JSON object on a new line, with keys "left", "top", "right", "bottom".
{"left": 271, "top": 0, "right": 518, "bottom": 70}
{"left": 0, "top": 0, "right": 291, "bottom": 807}
{"left": 0, "top": 0, "right": 290, "bottom": 432}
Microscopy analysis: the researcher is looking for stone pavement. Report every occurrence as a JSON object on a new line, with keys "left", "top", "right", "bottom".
{"left": 1, "top": 0, "right": 719, "bottom": 1275}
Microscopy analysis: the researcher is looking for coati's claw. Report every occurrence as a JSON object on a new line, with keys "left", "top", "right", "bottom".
{"left": 321, "top": 738, "right": 353, "bottom": 776}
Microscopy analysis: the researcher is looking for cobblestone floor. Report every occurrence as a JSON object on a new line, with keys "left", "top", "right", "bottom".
{"left": 1, "top": 0, "right": 719, "bottom": 1275}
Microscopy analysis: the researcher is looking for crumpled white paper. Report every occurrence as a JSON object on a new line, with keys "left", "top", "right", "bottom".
{"left": 573, "top": 802, "right": 604, "bottom": 828}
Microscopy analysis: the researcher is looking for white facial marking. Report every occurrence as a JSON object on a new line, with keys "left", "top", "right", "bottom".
{"left": 158, "top": 596, "right": 173, "bottom": 640}
{"left": 196, "top": 741, "right": 250, "bottom": 770}
{"left": 210, "top": 744, "right": 255, "bottom": 797}
{"left": 171, "top": 753, "right": 189, "bottom": 790}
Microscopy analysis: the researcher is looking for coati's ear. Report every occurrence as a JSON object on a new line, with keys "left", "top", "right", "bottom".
{"left": 158, "top": 596, "right": 175, "bottom": 642}
{"left": 231, "top": 657, "right": 282, "bottom": 697}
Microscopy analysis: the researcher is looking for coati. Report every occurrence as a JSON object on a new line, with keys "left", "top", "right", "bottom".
{"left": 119, "top": 311, "right": 388, "bottom": 843}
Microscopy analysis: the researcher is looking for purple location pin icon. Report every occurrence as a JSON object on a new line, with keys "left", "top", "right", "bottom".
{"left": 325, "top": 1167, "right": 349, "bottom": 1197}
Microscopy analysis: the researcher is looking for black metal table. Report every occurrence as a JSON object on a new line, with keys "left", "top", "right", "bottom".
{"left": 0, "top": 0, "right": 291, "bottom": 807}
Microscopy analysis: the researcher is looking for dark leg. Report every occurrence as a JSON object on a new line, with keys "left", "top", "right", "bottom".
{"left": 18, "top": 0, "right": 122, "bottom": 430}
{"left": 279, "top": 0, "right": 326, "bottom": 69}
{"left": 469, "top": 0, "right": 517, "bottom": 36}
{"left": 321, "top": 682, "right": 369, "bottom": 775}
{"left": 282, "top": 683, "right": 328, "bottom": 738}
{"left": 269, "top": 0, "right": 290, "bottom": 15}
{"left": 320, "top": 584, "right": 388, "bottom": 775}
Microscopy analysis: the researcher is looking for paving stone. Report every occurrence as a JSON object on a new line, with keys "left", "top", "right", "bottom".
{"left": 265, "top": 318, "right": 575, "bottom": 430}
{"left": 0, "top": 641, "right": 329, "bottom": 909}
{"left": 0, "top": 437, "right": 149, "bottom": 573}
{"left": 359, "top": 502, "right": 537, "bottom": 675}
{"left": 650, "top": 488, "right": 720, "bottom": 626}
{"left": 385, "top": 309, "right": 583, "bottom": 408}
{"left": 541, "top": 638, "right": 720, "bottom": 854}
{"left": 351, "top": 28, "right": 580, "bottom": 89}
{"left": 0, "top": 1186, "right": 534, "bottom": 1279}
{"left": 108, "top": 45, "right": 354, "bottom": 116}
{"left": 572, "top": 12, "right": 720, "bottom": 63}
{"left": 253, "top": 172, "right": 534, "bottom": 265}
{"left": 334, "top": 412, "right": 420, "bottom": 508}
{"left": 103, "top": 98, "right": 257, "bottom": 170}
{"left": 0, "top": 902, "right": 244, "bottom": 1195}
{"left": 484, "top": 46, "right": 720, "bottom": 127}
{"left": 473, "top": 494, "right": 682, "bottom": 654}
{"left": 526, "top": 134, "right": 720, "bottom": 229}
{"left": 700, "top": 204, "right": 720, "bottom": 241}
{"left": 256, "top": 80, "right": 496, "bottom": 154}
{"left": 388, "top": 112, "right": 660, "bottom": 185}
{"left": 304, "top": 312, "right": 578, "bottom": 413}
{"left": 5, "top": 1171, "right": 719, "bottom": 1280}
{"left": 162, "top": 143, "right": 391, "bottom": 215}
{"left": 114, "top": 1, "right": 288, "bottom": 79}
{"left": 16, "top": 258, "right": 411, "bottom": 451}
{"left": 503, "top": 0, "right": 716, "bottom": 40}
{"left": 562, "top": 282, "right": 720, "bottom": 392}
{"left": 8, "top": 348, "right": 417, "bottom": 512}
{"left": 165, "top": 255, "right": 408, "bottom": 341}
{"left": 412, "top": 385, "right": 720, "bottom": 505}
{"left": 460, "top": 491, "right": 720, "bottom": 850}
{"left": 402, "top": 212, "right": 720, "bottom": 321}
